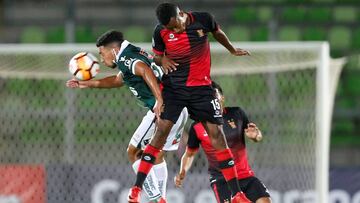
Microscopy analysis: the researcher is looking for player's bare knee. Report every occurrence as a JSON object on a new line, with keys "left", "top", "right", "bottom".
{"left": 150, "top": 119, "right": 173, "bottom": 148}
{"left": 150, "top": 137, "right": 166, "bottom": 149}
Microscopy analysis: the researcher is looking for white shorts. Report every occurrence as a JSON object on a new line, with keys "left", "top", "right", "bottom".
{"left": 129, "top": 108, "right": 188, "bottom": 151}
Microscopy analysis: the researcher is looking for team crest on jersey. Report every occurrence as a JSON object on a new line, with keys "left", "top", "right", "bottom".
{"left": 227, "top": 119, "right": 236, "bottom": 129}
{"left": 197, "top": 29, "right": 204, "bottom": 37}
{"left": 169, "top": 33, "right": 175, "bottom": 39}
{"left": 120, "top": 56, "right": 135, "bottom": 68}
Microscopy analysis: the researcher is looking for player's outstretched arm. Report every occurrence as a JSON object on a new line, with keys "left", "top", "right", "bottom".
{"left": 66, "top": 75, "right": 123, "bottom": 89}
{"left": 244, "top": 123, "right": 263, "bottom": 142}
{"left": 174, "top": 147, "right": 198, "bottom": 188}
{"left": 133, "top": 61, "right": 163, "bottom": 120}
{"left": 212, "top": 28, "right": 250, "bottom": 56}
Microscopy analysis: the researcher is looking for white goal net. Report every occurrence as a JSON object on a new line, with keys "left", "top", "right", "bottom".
{"left": 0, "top": 42, "right": 345, "bottom": 203}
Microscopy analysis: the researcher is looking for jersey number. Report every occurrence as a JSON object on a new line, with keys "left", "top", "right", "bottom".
{"left": 210, "top": 99, "right": 221, "bottom": 110}
{"left": 129, "top": 87, "right": 139, "bottom": 97}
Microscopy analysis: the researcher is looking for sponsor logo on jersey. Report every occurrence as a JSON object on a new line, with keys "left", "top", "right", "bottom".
{"left": 213, "top": 110, "right": 222, "bottom": 118}
{"left": 168, "top": 33, "right": 178, "bottom": 42}
{"left": 144, "top": 156, "right": 151, "bottom": 161}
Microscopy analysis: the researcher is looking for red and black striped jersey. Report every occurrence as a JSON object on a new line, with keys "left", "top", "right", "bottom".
{"left": 152, "top": 12, "right": 219, "bottom": 87}
{"left": 187, "top": 107, "right": 255, "bottom": 180}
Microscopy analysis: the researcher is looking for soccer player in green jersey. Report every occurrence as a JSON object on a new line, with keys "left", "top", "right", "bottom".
{"left": 66, "top": 30, "right": 188, "bottom": 203}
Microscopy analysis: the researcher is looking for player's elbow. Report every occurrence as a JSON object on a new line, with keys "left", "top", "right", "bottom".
{"left": 113, "top": 76, "right": 123, "bottom": 87}
{"left": 212, "top": 29, "right": 224, "bottom": 38}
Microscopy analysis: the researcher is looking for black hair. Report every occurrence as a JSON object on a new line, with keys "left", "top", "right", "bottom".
{"left": 96, "top": 30, "right": 124, "bottom": 47}
{"left": 156, "top": 2, "right": 178, "bottom": 25}
{"left": 211, "top": 81, "right": 223, "bottom": 95}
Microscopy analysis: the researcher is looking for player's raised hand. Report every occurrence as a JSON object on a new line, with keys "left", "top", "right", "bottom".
{"left": 174, "top": 171, "right": 186, "bottom": 188}
{"left": 231, "top": 48, "right": 251, "bottom": 56}
{"left": 161, "top": 55, "right": 178, "bottom": 74}
{"left": 245, "top": 123, "right": 262, "bottom": 142}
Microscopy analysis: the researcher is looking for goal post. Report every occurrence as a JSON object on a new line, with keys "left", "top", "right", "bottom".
{"left": 0, "top": 42, "right": 345, "bottom": 203}
{"left": 316, "top": 42, "right": 330, "bottom": 203}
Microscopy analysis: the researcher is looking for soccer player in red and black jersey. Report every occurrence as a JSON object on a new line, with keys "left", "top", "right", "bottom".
{"left": 128, "top": 3, "right": 251, "bottom": 203}
{"left": 174, "top": 82, "right": 271, "bottom": 203}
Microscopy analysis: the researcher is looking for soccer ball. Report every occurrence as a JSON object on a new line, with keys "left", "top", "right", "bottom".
{"left": 69, "top": 52, "right": 100, "bottom": 81}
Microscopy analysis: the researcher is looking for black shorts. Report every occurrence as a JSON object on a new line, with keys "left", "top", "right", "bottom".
{"left": 210, "top": 176, "right": 270, "bottom": 203}
{"left": 160, "top": 85, "right": 223, "bottom": 125}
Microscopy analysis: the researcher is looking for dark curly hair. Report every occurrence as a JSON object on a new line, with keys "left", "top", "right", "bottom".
{"left": 156, "top": 2, "right": 178, "bottom": 25}
{"left": 96, "top": 30, "right": 124, "bottom": 47}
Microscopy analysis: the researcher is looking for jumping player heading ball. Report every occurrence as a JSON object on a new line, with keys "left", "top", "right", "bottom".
{"left": 128, "top": 3, "right": 251, "bottom": 203}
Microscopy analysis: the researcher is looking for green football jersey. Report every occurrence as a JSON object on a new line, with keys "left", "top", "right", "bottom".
{"left": 115, "top": 41, "right": 164, "bottom": 110}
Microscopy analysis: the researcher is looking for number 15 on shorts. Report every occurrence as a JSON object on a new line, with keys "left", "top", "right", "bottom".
{"left": 211, "top": 99, "right": 222, "bottom": 118}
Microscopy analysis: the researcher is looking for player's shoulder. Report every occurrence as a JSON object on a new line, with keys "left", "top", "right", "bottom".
{"left": 153, "top": 24, "right": 166, "bottom": 33}
{"left": 225, "top": 106, "right": 247, "bottom": 116}
{"left": 125, "top": 43, "right": 141, "bottom": 54}
{"left": 190, "top": 11, "right": 215, "bottom": 22}
{"left": 190, "top": 11, "right": 213, "bottom": 19}
{"left": 224, "top": 106, "right": 242, "bottom": 112}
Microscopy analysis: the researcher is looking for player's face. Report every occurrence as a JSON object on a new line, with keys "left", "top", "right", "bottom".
{"left": 165, "top": 8, "right": 186, "bottom": 33}
{"left": 99, "top": 46, "right": 117, "bottom": 68}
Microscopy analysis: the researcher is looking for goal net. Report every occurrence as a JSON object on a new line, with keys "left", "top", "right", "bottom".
{"left": 0, "top": 42, "right": 345, "bottom": 203}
